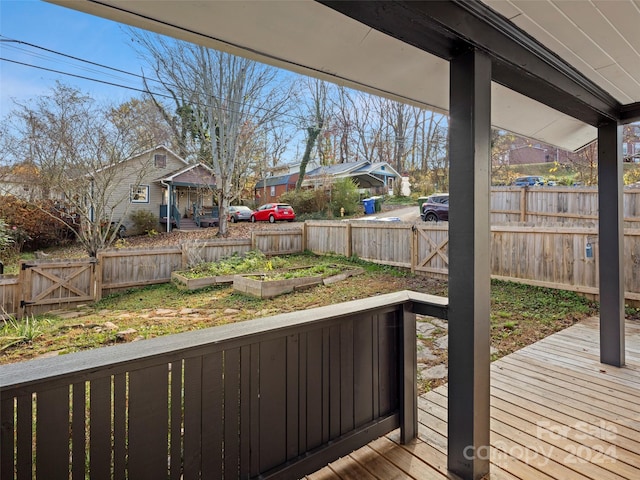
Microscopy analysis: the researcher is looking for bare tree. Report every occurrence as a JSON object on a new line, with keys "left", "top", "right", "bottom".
{"left": 108, "top": 96, "right": 175, "bottom": 151}
{"left": 295, "top": 78, "right": 330, "bottom": 190}
{"left": 1, "top": 83, "right": 151, "bottom": 256}
{"left": 131, "top": 32, "right": 290, "bottom": 235}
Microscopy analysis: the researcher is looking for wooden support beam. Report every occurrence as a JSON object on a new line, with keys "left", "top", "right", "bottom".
{"left": 447, "top": 48, "right": 492, "bottom": 480}
{"left": 598, "top": 122, "right": 625, "bottom": 366}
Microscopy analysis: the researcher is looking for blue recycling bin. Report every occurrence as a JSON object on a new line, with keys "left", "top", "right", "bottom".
{"left": 363, "top": 198, "right": 375, "bottom": 215}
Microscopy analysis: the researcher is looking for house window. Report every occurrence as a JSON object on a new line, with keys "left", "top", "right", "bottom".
{"left": 131, "top": 185, "right": 149, "bottom": 203}
{"left": 154, "top": 154, "right": 167, "bottom": 168}
{"left": 270, "top": 186, "right": 276, "bottom": 197}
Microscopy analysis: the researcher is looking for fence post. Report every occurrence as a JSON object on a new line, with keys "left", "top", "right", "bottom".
{"left": 17, "top": 260, "right": 28, "bottom": 319}
{"left": 410, "top": 226, "right": 417, "bottom": 274}
{"left": 301, "top": 222, "right": 307, "bottom": 252}
{"left": 345, "top": 222, "right": 352, "bottom": 258}
{"left": 520, "top": 187, "right": 527, "bottom": 222}
{"left": 400, "top": 302, "right": 417, "bottom": 443}
{"left": 95, "top": 252, "right": 103, "bottom": 301}
{"left": 180, "top": 243, "right": 188, "bottom": 269}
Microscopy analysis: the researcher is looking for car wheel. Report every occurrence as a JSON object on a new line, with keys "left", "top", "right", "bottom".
{"left": 230, "top": 216, "right": 237, "bottom": 223}
{"left": 250, "top": 216, "right": 256, "bottom": 223}
{"left": 269, "top": 215, "right": 275, "bottom": 223}
{"left": 425, "top": 212, "right": 438, "bottom": 222}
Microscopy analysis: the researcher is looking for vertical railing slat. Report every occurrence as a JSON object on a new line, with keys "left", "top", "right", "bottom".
{"left": 378, "top": 310, "right": 399, "bottom": 416}
{"left": 224, "top": 348, "right": 240, "bottom": 479}
{"left": 286, "top": 334, "right": 300, "bottom": 460}
{"left": 36, "top": 386, "right": 70, "bottom": 478}
{"left": 372, "top": 314, "right": 380, "bottom": 420}
{"left": 113, "top": 373, "right": 126, "bottom": 480}
{"left": 259, "top": 337, "right": 287, "bottom": 472}
{"left": 201, "top": 352, "right": 223, "bottom": 478}
{"left": 89, "top": 376, "right": 111, "bottom": 480}
{"left": 71, "top": 382, "right": 86, "bottom": 480}
{"left": 239, "top": 346, "right": 252, "bottom": 478}
{"left": 170, "top": 360, "right": 183, "bottom": 480}
{"left": 340, "top": 320, "right": 355, "bottom": 435}
{"left": 328, "top": 325, "right": 341, "bottom": 441}
{"left": 297, "top": 332, "right": 308, "bottom": 456}
{"left": 321, "top": 327, "right": 330, "bottom": 444}
{"left": 1, "top": 395, "right": 14, "bottom": 479}
{"left": 305, "top": 329, "right": 322, "bottom": 450}
{"left": 16, "top": 394, "right": 31, "bottom": 480}
{"left": 183, "top": 357, "right": 202, "bottom": 479}
{"left": 354, "top": 316, "right": 374, "bottom": 427}
{"left": 128, "top": 365, "right": 169, "bottom": 479}
{"left": 249, "top": 343, "right": 260, "bottom": 477}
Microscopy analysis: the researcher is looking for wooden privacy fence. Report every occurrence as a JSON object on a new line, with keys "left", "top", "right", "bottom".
{"left": 2, "top": 229, "right": 305, "bottom": 317}
{"left": 305, "top": 220, "right": 640, "bottom": 301}
{"left": 490, "top": 186, "right": 640, "bottom": 226}
{"left": 0, "top": 291, "right": 447, "bottom": 479}
{"left": 6, "top": 213, "right": 640, "bottom": 317}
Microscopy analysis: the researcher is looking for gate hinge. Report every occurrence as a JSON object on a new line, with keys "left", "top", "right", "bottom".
{"left": 21, "top": 263, "right": 34, "bottom": 270}
{"left": 20, "top": 300, "right": 35, "bottom": 308}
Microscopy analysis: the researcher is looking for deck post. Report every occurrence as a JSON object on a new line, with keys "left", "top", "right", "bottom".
{"left": 400, "top": 303, "right": 417, "bottom": 443}
{"left": 598, "top": 122, "right": 625, "bottom": 366}
{"left": 447, "top": 48, "right": 491, "bottom": 480}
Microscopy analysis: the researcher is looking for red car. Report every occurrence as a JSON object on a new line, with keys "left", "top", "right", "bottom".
{"left": 250, "top": 203, "right": 296, "bottom": 223}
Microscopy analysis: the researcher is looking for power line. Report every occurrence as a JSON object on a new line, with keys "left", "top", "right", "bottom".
{"left": 0, "top": 57, "right": 157, "bottom": 97}
{"left": 0, "top": 35, "right": 308, "bottom": 126}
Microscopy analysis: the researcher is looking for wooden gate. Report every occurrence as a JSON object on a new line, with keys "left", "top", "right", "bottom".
{"left": 19, "top": 259, "right": 96, "bottom": 316}
{"left": 413, "top": 224, "right": 449, "bottom": 278}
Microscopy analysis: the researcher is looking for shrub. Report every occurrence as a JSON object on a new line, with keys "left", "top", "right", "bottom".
{"left": 129, "top": 210, "right": 159, "bottom": 235}
{"left": 0, "top": 196, "right": 74, "bottom": 251}
{"left": 0, "top": 219, "right": 13, "bottom": 251}
{"left": 330, "top": 178, "right": 360, "bottom": 216}
{"left": 624, "top": 166, "right": 640, "bottom": 185}
{"left": 279, "top": 189, "right": 329, "bottom": 214}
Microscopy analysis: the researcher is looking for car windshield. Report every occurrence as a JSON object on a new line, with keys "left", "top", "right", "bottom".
{"left": 277, "top": 205, "right": 292, "bottom": 210}
{"left": 234, "top": 206, "right": 251, "bottom": 211}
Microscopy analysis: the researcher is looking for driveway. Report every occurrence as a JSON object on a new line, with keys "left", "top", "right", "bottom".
{"left": 358, "top": 205, "right": 421, "bottom": 222}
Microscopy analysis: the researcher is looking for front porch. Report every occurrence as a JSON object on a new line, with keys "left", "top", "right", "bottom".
{"left": 308, "top": 316, "right": 640, "bottom": 480}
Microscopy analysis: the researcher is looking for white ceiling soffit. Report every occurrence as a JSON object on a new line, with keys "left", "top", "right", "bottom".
{"left": 51, "top": 0, "right": 597, "bottom": 151}
{"left": 485, "top": 0, "right": 640, "bottom": 105}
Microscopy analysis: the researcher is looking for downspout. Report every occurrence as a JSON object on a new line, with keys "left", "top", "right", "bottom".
{"left": 160, "top": 180, "right": 171, "bottom": 233}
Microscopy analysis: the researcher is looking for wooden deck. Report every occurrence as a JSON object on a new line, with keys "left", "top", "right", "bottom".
{"left": 306, "top": 317, "right": 640, "bottom": 479}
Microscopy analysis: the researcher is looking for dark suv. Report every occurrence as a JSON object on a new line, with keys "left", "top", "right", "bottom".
{"left": 421, "top": 194, "right": 449, "bottom": 222}
{"left": 513, "top": 176, "right": 545, "bottom": 186}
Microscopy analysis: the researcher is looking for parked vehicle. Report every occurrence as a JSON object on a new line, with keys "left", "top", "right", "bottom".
{"left": 513, "top": 176, "right": 546, "bottom": 186}
{"left": 250, "top": 203, "right": 296, "bottom": 223}
{"left": 421, "top": 194, "right": 449, "bottom": 222}
{"left": 228, "top": 205, "right": 253, "bottom": 223}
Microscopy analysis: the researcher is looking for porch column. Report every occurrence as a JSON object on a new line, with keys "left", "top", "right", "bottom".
{"left": 598, "top": 122, "right": 625, "bottom": 366}
{"left": 447, "top": 49, "right": 491, "bottom": 480}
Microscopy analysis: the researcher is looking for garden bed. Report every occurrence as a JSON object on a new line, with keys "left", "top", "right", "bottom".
{"left": 233, "top": 266, "right": 364, "bottom": 298}
{"left": 171, "top": 271, "right": 236, "bottom": 290}
{"left": 171, "top": 250, "right": 289, "bottom": 290}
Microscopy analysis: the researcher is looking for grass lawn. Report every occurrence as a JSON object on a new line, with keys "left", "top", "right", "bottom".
{"left": 1, "top": 252, "right": 598, "bottom": 389}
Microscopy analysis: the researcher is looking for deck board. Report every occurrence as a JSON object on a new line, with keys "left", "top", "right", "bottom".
{"left": 307, "top": 318, "right": 640, "bottom": 479}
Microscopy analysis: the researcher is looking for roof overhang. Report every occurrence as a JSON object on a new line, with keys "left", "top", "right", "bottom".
{"left": 303, "top": 173, "right": 384, "bottom": 189}
{"left": 48, "top": 0, "right": 639, "bottom": 152}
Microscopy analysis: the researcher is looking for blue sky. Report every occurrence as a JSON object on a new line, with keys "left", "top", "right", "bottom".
{"left": 0, "top": 0, "right": 147, "bottom": 117}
